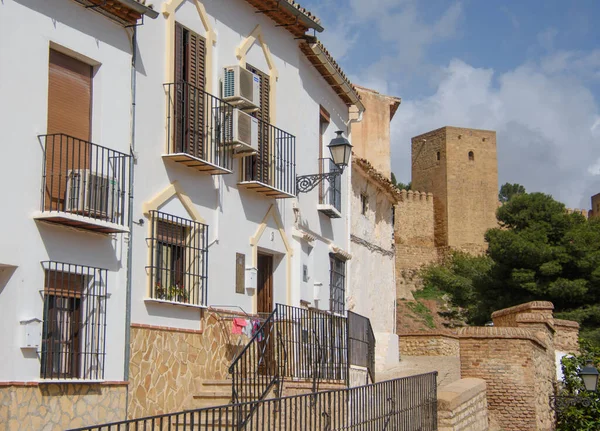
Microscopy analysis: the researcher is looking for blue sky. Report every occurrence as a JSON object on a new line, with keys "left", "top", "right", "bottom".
{"left": 302, "top": 0, "right": 600, "bottom": 208}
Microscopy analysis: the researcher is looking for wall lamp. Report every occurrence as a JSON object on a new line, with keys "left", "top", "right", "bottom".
{"left": 550, "top": 360, "right": 599, "bottom": 413}
{"left": 296, "top": 131, "right": 352, "bottom": 194}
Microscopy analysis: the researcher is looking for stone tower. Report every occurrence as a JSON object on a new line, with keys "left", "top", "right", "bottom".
{"left": 411, "top": 126, "right": 498, "bottom": 250}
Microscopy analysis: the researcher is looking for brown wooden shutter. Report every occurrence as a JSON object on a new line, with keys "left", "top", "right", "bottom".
{"left": 156, "top": 220, "right": 186, "bottom": 246}
{"left": 174, "top": 23, "right": 206, "bottom": 158}
{"left": 245, "top": 64, "right": 270, "bottom": 182}
{"left": 46, "top": 49, "right": 92, "bottom": 210}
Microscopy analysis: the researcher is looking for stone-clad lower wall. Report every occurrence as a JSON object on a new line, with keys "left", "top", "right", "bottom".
{"left": 0, "top": 382, "right": 126, "bottom": 430}
{"left": 128, "top": 310, "right": 249, "bottom": 418}
{"left": 400, "top": 333, "right": 460, "bottom": 356}
{"left": 437, "top": 378, "right": 488, "bottom": 431}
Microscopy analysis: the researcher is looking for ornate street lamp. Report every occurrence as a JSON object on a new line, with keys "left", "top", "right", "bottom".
{"left": 296, "top": 131, "right": 352, "bottom": 194}
{"left": 550, "top": 360, "right": 599, "bottom": 413}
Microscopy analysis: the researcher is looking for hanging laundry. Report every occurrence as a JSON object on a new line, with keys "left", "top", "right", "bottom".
{"left": 231, "top": 317, "right": 247, "bottom": 335}
{"left": 242, "top": 319, "right": 253, "bottom": 338}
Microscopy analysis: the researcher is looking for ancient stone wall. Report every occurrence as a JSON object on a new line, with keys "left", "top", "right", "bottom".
{"left": 437, "top": 378, "right": 488, "bottom": 431}
{"left": 399, "top": 333, "right": 460, "bottom": 357}
{"left": 554, "top": 319, "right": 580, "bottom": 354}
{"left": 128, "top": 310, "right": 249, "bottom": 418}
{"left": 591, "top": 193, "right": 600, "bottom": 218}
{"left": 0, "top": 382, "right": 126, "bottom": 430}
{"left": 444, "top": 127, "right": 498, "bottom": 249}
{"left": 411, "top": 127, "right": 448, "bottom": 247}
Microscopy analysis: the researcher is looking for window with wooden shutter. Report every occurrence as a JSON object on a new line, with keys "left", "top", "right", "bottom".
{"left": 174, "top": 23, "right": 206, "bottom": 158}
{"left": 244, "top": 64, "right": 270, "bottom": 183}
{"left": 45, "top": 49, "right": 92, "bottom": 210}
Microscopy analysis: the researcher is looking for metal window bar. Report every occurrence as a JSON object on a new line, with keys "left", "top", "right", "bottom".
{"left": 67, "top": 372, "right": 438, "bottom": 431}
{"left": 39, "top": 134, "right": 130, "bottom": 226}
{"left": 241, "top": 118, "right": 296, "bottom": 196}
{"left": 164, "top": 82, "right": 234, "bottom": 171}
{"left": 146, "top": 211, "right": 209, "bottom": 306}
{"left": 329, "top": 256, "right": 346, "bottom": 316}
{"left": 318, "top": 158, "right": 342, "bottom": 211}
{"left": 40, "top": 261, "right": 108, "bottom": 380}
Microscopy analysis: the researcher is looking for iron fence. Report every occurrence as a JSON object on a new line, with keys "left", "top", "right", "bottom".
{"left": 241, "top": 118, "right": 296, "bottom": 196}
{"left": 164, "top": 82, "right": 235, "bottom": 171}
{"left": 39, "top": 134, "right": 130, "bottom": 226}
{"left": 348, "top": 311, "right": 376, "bottom": 383}
{"left": 69, "top": 372, "right": 437, "bottom": 431}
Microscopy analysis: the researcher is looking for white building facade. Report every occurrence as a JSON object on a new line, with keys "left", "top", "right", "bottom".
{"left": 0, "top": 0, "right": 365, "bottom": 426}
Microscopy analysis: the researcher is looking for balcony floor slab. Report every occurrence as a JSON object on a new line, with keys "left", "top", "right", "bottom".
{"left": 33, "top": 211, "right": 129, "bottom": 234}
{"left": 163, "top": 153, "right": 232, "bottom": 175}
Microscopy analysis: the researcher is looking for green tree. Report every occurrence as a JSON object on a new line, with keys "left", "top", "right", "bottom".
{"left": 420, "top": 192, "right": 600, "bottom": 344}
{"left": 557, "top": 342, "right": 600, "bottom": 430}
{"left": 396, "top": 181, "right": 411, "bottom": 191}
{"left": 499, "top": 182, "right": 526, "bottom": 203}
{"left": 391, "top": 172, "right": 398, "bottom": 187}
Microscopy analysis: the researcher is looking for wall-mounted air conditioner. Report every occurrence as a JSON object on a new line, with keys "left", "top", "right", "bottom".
{"left": 65, "top": 170, "right": 118, "bottom": 220}
{"left": 223, "top": 65, "right": 260, "bottom": 110}
{"left": 224, "top": 109, "right": 259, "bottom": 154}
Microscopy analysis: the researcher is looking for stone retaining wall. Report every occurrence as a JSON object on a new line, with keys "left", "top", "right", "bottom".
{"left": 437, "top": 378, "right": 488, "bottom": 431}
{"left": 399, "top": 332, "right": 460, "bottom": 356}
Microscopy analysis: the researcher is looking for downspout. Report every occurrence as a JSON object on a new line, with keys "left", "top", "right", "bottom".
{"left": 123, "top": 24, "right": 138, "bottom": 418}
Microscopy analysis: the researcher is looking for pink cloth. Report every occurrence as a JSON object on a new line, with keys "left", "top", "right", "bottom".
{"left": 232, "top": 318, "right": 247, "bottom": 335}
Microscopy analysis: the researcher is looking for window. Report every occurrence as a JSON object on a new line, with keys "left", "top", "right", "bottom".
{"left": 468, "top": 151, "right": 474, "bottom": 161}
{"left": 329, "top": 255, "right": 346, "bottom": 315}
{"left": 41, "top": 262, "right": 107, "bottom": 380}
{"left": 148, "top": 211, "right": 208, "bottom": 305}
{"left": 361, "top": 194, "right": 368, "bottom": 215}
{"left": 437, "top": 151, "right": 441, "bottom": 161}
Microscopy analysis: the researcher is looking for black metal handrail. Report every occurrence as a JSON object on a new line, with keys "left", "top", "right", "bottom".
{"left": 68, "top": 373, "right": 439, "bottom": 431}
{"left": 228, "top": 308, "right": 282, "bottom": 426}
{"left": 164, "top": 82, "right": 234, "bottom": 171}
{"left": 241, "top": 118, "right": 296, "bottom": 196}
{"left": 39, "top": 134, "right": 130, "bottom": 226}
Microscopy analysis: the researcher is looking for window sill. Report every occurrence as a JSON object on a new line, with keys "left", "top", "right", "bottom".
{"left": 317, "top": 204, "right": 342, "bottom": 219}
{"left": 144, "top": 298, "right": 208, "bottom": 310}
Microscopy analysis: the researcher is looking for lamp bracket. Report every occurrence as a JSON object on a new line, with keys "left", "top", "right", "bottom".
{"left": 296, "top": 170, "right": 342, "bottom": 194}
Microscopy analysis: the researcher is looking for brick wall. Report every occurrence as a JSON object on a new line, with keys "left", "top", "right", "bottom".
{"left": 437, "top": 378, "right": 488, "bottom": 431}
{"left": 458, "top": 327, "right": 550, "bottom": 431}
{"left": 399, "top": 333, "right": 460, "bottom": 356}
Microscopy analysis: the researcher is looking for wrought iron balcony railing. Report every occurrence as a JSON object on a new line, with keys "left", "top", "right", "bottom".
{"left": 164, "top": 82, "right": 234, "bottom": 175}
{"left": 317, "top": 157, "right": 342, "bottom": 217}
{"left": 38, "top": 134, "right": 130, "bottom": 233}
{"left": 239, "top": 119, "right": 296, "bottom": 198}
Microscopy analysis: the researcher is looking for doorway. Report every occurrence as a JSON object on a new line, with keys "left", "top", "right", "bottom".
{"left": 256, "top": 252, "right": 274, "bottom": 376}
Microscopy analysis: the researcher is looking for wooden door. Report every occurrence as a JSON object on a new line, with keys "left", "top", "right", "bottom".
{"left": 257, "top": 253, "right": 273, "bottom": 314}
{"left": 256, "top": 253, "right": 274, "bottom": 376}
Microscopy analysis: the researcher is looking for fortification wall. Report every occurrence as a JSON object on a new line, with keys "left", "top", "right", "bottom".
{"left": 411, "top": 127, "right": 448, "bottom": 247}
{"left": 566, "top": 208, "right": 590, "bottom": 218}
{"left": 591, "top": 193, "right": 600, "bottom": 218}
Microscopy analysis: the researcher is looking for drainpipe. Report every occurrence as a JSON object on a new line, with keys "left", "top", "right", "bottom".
{"left": 123, "top": 24, "right": 138, "bottom": 417}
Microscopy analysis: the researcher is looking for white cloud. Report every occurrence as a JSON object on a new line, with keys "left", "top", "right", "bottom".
{"left": 391, "top": 59, "right": 600, "bottom": 208}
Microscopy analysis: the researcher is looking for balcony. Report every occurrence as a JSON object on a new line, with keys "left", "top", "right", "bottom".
{"left": 163, "top": 82, "right": 234, "bottom": 175}
{"left": 238, "top": 119, "right": 296, "bottom": 199}
{"left": 317, "top": 158, "right": 342, "bottom": 218}
{"left": 35, "top": 134, "right": 130, "bottom": 234}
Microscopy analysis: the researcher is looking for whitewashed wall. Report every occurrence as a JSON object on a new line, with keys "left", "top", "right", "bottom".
{"left": 0, "top": 0, "right": 132, "bottom": 381}
{"left": 130, "top": 0, "right": 350, "bottom": 330}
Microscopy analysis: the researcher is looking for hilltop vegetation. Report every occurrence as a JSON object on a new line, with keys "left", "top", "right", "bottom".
{"left": 419, "top": 191, "right": 600, "bottom": 345}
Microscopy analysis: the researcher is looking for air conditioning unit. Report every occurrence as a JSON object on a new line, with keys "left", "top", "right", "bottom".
{"left": 224, "top": 109, "right": 259, "bottom": 154}
{"left": 65, "top": 170, "right": 118, "bottom": 220}
{"left": 223, "top": 65, "right": 260, "bottom": 110}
